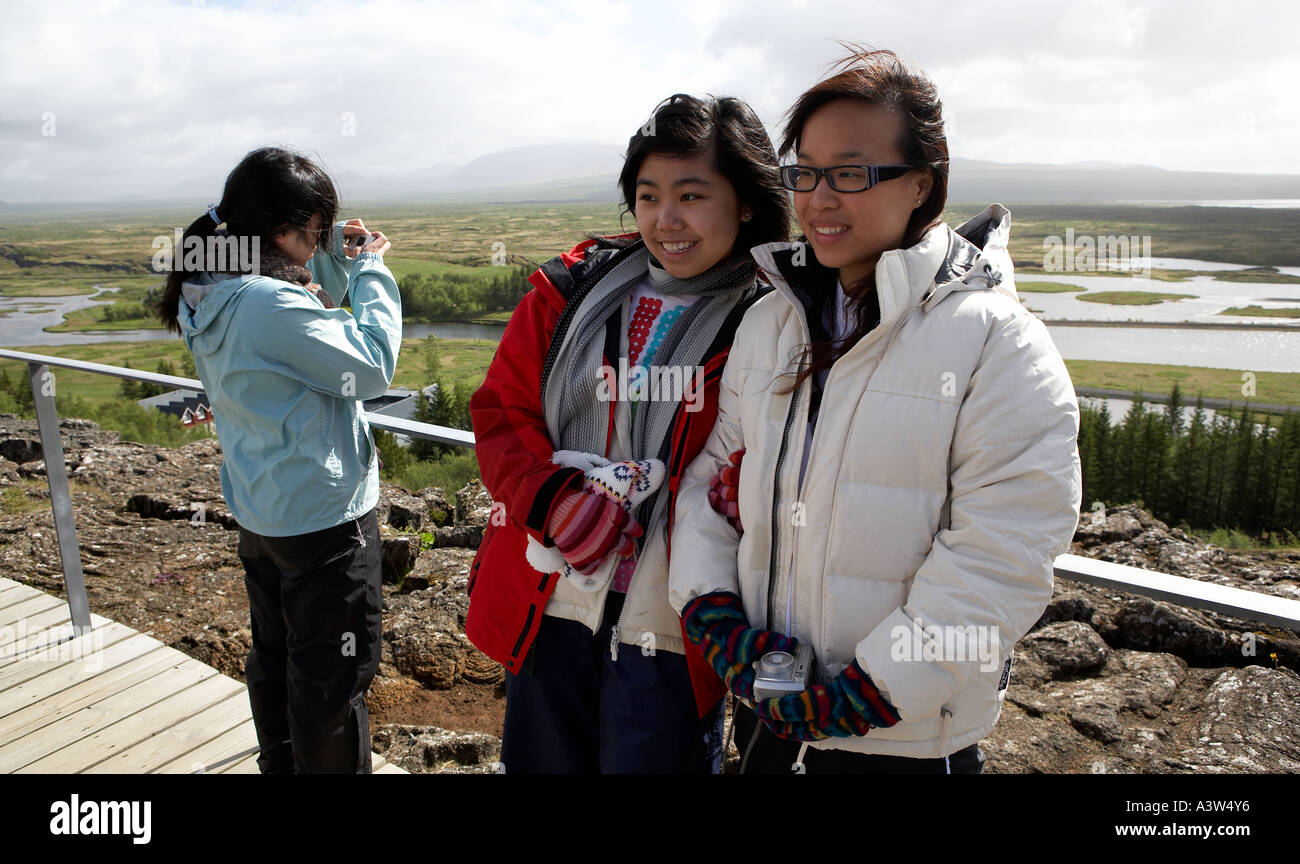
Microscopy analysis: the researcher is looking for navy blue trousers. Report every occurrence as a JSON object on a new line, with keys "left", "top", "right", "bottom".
{"left": 501, "top": 591, "right": 721, "bottom": 774}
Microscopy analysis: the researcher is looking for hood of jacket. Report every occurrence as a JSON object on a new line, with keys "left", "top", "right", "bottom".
{"left": 177, "top": 240, "right": 320, "bottom": 359}
{"left": 748, "top": 203, "right": 1016, "bottom": 334}
{"left": 176, "top": 269, "right": 250, "bottom": 359}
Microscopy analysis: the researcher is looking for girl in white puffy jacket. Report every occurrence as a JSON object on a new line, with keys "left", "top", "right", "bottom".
{"left": 669, "top": 47, "right": 1082, "bottom": 774}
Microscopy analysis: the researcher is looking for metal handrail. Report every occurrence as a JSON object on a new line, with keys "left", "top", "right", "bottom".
{"left": 0, "top": 347, "right": 474, "bottom": 631}
{"left": 2, "top": 348, "right": 1298, "bottom": 637}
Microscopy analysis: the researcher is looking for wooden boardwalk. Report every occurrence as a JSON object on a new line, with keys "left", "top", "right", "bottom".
{"left": 0, "top": 577, "right": 404, "bottom": 774}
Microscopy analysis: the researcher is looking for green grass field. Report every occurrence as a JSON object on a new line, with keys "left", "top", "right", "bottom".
{"left": 940, "top": 202, "right": 1300, "bottom": 269}
{"left": 1218, "top": 305, "right": 1300, "bottom": 318}
{"left": 5, "top": 336, "right": 1293, "bottom": 413}
{"left": 6, "top": 201, "right": 1300, "bottom": 331}
{"left": 1, "top": 201, "right": 1297, "bottom": 411}
{"left": 1076, "top": 290, "right": 1196, "bottom": 305}
{"left": 1209, "top": 268, "right": 1300, "bottom": 284}
{"left": 1018, "top": 281, "right": 1085, "bottom": 293}
{"left": 1064, "top": 360, "right": 1300, "bottom": 407}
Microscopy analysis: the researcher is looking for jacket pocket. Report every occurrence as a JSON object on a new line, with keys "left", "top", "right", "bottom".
{"left": 468, "top": 521, "right": 497, "bottom": 596}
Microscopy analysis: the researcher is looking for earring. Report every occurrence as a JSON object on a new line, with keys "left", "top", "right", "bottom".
{"left": 741, "top": 210, "right": 752, "bottom": 222}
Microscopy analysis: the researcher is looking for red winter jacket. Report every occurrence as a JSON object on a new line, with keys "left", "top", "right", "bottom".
{"left": 465, "top": 234, "right": 765, "bottom": 717}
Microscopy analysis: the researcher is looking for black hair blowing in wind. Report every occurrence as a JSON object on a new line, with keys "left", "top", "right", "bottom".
{"left": 154, "top": 147, "right": 339, "bottom": 334}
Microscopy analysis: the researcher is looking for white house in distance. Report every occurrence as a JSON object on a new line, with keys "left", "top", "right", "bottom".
{"left": 137, "top": 385, "right": 438, "bottom": 445}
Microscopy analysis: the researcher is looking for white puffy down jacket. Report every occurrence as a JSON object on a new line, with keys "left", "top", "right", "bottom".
{"left": 668, "top": 205, "right": 1082, "bottom": 758}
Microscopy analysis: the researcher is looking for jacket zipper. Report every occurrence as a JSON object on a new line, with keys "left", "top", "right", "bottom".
{"left": 608, "top": 544, "right": 640, "bottom": 661}
{"left": 611, "top": 388, "right": 693, "bottom": 661}
{"left": 761, "top": 261, "right": 921, "bottom": 634}
{"left": 766, "top": 383, "right": 802, "bottom": 631}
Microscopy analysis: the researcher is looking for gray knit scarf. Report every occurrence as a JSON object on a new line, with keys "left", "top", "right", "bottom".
{"left": 541, "top": 242, "right": 757, "bottom": 553}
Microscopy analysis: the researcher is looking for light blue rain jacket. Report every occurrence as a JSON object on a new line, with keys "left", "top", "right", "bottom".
{"left": 176, "top": 222, "right": 402, "bottom": 537}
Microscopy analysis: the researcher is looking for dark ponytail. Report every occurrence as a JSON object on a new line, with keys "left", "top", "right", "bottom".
{"left": 154, "top": 147, "right": 339, "bottom": 334}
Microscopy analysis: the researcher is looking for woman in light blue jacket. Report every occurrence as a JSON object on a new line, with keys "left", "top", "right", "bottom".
{"left": 155, "top": 146, "right": 402, "bottom": 773}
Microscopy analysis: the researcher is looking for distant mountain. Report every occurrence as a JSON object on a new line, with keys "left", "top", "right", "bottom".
{"left": 339, "top": 143, "right": 621, "bottom": 203}
{"left": 4, "top": 145, "right": 1300, "bottom": 210}
{"left": 946, "top": 157, "right": 1300, "bottom": 204}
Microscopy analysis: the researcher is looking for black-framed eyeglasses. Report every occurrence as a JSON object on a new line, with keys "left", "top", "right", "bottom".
{"left": 780, "top": 164, "right": 913, "bottom": 193}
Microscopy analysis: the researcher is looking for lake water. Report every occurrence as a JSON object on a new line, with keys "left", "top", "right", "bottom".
{"left": 1019, "top": 259, "right": 1300, "bottom": 324}
{"left": 0, "top": 284, "right": 510, "bottom": 348}
{"left": 0, "top": 286, "right": 181, "bottom": 346}
{"left": 1045, "top": 325, "right": 1300, "bottom": 373}
{"left": 403, "top": 322, "right": 505, "bottom": 341}
{"left": 1120, "top": 200, "right": 1300, "bottom": 209}
{"left": 2, "top": 279, "right": 1295, "bottom": 375}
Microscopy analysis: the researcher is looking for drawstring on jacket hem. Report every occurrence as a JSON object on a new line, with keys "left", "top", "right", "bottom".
{"left": 939, "top": 705, "right": 954, "bottom": 774}
{"left": 792, "top": 742, "right": 809, "bottom": 774}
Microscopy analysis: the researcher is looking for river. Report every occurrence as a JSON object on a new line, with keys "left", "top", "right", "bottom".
{"left": 2, "top": 264, "right": 1297, "bottom": 372}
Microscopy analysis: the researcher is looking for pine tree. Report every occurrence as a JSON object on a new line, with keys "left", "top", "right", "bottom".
{"left": 410, "top": 383, "right": 440, "bottom": 462}
{"left": 120, "top": 361, "right": 139, "bottom": 400}
{"left": 1283, "top": 410, "right": 1300, "bottom": 531}
{"left": 1226, "top": 404, "right": 1256, "bottom": 529}
{"left": 1166, "top": 382, "right": 1185, "bottom": 437}
{"left": 1078, "top": 401, "right": 1099, "bottom": 507}
{"left": 1170, "top": 396, "right": 1206, "bottom": 526}
{"left": 1093, "top": 401, "right": 1114, "bottom": 506}
{"left": 373, "top": 428, "right": 409, "bottom": 479}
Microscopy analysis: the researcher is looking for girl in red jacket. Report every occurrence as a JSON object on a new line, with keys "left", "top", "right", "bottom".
{"left": 465, "top": 93, "right": 791, "bottom": 773}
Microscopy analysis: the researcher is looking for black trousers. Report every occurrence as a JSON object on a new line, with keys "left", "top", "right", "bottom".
{"left": 237, "top": 508, "right": 382, "bottom": 774}
{"left": 733, "top": 703, "right": 986, "bottom": 774}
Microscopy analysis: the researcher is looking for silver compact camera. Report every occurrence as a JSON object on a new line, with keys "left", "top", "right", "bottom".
{"left": 752, "top": 643, "right": 814, "bottom": 700}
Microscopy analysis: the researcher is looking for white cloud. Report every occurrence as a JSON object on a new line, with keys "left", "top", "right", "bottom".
{"left": 0, "top": 0, "right": 1296, "bottom": 202}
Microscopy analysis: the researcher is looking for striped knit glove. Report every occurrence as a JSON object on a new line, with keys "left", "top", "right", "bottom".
{"left": 755, "top": 659, "right": 900, "bottom": 741}
{"left": 706, "top": 449, "right": 744, "bottom": 535}
{"left": 681, "top": 591, "right": 798, "bottom": 702}
{"left": 547, "top": 488, "right": 642, "bottom": 575}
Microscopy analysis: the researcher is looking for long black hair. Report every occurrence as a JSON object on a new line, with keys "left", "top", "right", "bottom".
{"left": 154, "top": 146, "right": 339, "bottom": 334}
{"left": 615, "top": 93, "right": 792, "bottom": 253}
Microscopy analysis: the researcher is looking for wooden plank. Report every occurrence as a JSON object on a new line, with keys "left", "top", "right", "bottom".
{"left": 211, "top": 748, "right": 396, "bottom": 774}
{"left": 0, "top": 583, "right": 29, "bottom": 603}
{"left": 85, "top": 689, "right": 252, "bottom": 773}
{"left": 0, "top": 603, "right": 75, "bottom": 644}
{"left": 0, "top": 582, "right": 52, "bottom": 605}
{"left": 6, "top": 661, "right": 234, "bottom": 773}
{"left": 0, "top": 584, "right": 46, "bottom": 611}
{"left": 0, "top": 606, "right": 76, "bottom": 663}
{"left": 1, "top": 611, "right": 117, "bottom": 664}
{"left": 0, "top": 644, "right": 177, "bottom": 740}
{"left": 153, "top": 719, "right": 259, "bottom": 774}
{"left": 0, "top": 593, "right": 65, "bottom": 627}
{"left": 216, "top": 751, "right": 260, "bottom": 774}
{"left": 0, "top": 621, "right": 138, "bottom": 689}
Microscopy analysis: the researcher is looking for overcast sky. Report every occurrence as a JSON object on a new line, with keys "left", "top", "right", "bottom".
{"left": 2, "top": 0, "right": 1296, "bottom": 202}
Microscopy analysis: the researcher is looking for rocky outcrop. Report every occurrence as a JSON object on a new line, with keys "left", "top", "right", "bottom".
{"left": 1, "top": 415, "right": 1297, "bottom": 773}
{"left": 370, "top": 724, "right": 502, "bottom": 774}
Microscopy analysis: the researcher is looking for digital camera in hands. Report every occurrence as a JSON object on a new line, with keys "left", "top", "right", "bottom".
{"left": 347, "top": 232, "right": 375, "bottom": 255}
{"left": 753, "top": 643, "right": 814, "bottom": 700}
